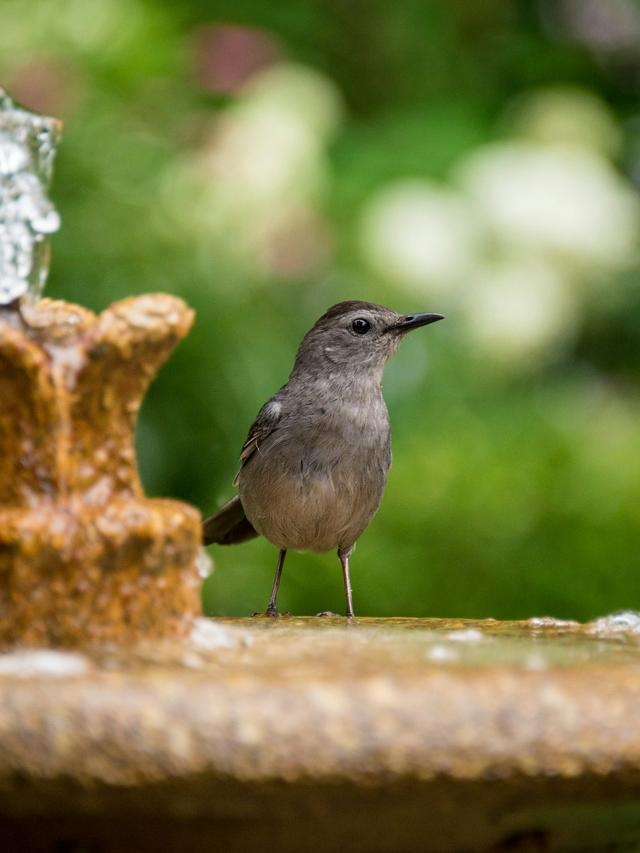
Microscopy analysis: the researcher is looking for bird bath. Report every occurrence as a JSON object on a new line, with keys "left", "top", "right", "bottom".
{"left": 2, "top": 616, "right": 640, "bottom": 851}
{"left": 2, "top": 92, "right": 640, "bottom": 852}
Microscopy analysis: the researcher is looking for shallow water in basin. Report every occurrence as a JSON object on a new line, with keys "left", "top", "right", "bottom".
{"left": 1, "top": 612, "right": 640, "bottom": 681}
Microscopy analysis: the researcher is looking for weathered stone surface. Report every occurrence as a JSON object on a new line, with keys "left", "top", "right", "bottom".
{"left": 1, "top": 616, "right": 640, "bottom": 851}
{"left": 0, "top": 296, "right": 201, "bottom": 646}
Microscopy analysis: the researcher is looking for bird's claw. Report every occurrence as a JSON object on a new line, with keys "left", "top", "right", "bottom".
{"left": 252, "top": 608, "right": 292, "bottom": 618}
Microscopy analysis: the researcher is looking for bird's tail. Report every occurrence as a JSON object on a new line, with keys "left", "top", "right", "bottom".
{"left": 202, "top": 495, "right": 258, "bottom": 546}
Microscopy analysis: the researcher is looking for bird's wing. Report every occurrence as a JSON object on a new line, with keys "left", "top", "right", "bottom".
{"left": 233, "top": 398, "right": 283, "bottom": 486}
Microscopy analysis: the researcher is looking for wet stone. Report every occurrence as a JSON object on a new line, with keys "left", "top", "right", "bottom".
{"left": 1, "top": 615, "right": 640, "bottom": 851}
{"left": 0, "top": 295, "right": 201, "bottom": 646}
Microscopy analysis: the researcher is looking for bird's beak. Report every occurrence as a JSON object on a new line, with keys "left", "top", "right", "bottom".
{"left": 388, "top": 312, "right": 445, "bottom": 334}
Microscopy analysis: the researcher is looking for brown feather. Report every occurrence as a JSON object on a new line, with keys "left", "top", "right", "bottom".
{"left": 202, "top": 495, "right": 258, "bottom": 546}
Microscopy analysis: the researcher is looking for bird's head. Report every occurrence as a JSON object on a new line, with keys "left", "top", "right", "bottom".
{"left": 292, "top": 300, "right": 444, "bottom": 379}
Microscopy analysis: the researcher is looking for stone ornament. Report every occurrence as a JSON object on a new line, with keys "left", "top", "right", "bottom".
{"left": 0, "top": 294, "right": 202, "bottom": 646}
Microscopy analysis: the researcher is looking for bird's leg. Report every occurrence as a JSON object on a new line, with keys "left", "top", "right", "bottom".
{"left": 265, "top": 548, "right": 287, "bottom": 617}
{"left": 338, "top": 546, "right": 355, "bottom": 618}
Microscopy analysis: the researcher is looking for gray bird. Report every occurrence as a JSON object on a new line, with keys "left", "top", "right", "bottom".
{"left": 203, "top": 301, "right": 444, "bottom": 617}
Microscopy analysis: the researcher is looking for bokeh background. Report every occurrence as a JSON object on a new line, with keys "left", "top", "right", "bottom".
{"left": 3, "top": 0, "right": 640, "bottom": 619}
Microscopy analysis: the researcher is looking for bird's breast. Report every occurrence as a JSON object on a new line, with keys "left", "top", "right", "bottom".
{"left": 239, "top": 394, "right": 391, "bottom": 552}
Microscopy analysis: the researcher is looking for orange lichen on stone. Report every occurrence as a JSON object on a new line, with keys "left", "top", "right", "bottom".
{"left": 0, "top": 295, "right": 201, "bottom": 647}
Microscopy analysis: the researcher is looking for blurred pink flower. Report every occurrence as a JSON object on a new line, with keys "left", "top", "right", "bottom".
{"left": 191, "top": 24, "right": 280, "bottom": 94}
{"left": 254, "top": 205, "right": 332, "bottom": 279}
{"left": 542, "top": 0, "right": 640, "bottom": 55}
{"left": 6, "top": 60, "right": 83, "bottom": 118}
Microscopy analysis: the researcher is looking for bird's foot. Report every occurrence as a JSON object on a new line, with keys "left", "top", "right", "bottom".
{"left": 252, "top": 608, "right": 291, "bottom": 618}
{"left": 316, "top": 611, "right": 341, "bottom": 617}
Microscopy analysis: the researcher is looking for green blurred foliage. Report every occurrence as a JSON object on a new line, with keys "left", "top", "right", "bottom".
{"left": 3, "top": 0, "right": 640, "bottom": 619}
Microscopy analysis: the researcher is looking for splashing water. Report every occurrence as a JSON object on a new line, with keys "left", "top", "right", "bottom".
{"left": 527, "top": 616, "right": 580, "bottom": 629}
{"left": 190, "top": 618, "right": 240, "bottom": 650}
{"left": 0, "top": 88, "right": 61, "bottom": 305}
{"left": 586, "top": 610, "right": 640, "bottom": 636}
{"left": 196, "top": 547, "right": 214, "bottom": 579}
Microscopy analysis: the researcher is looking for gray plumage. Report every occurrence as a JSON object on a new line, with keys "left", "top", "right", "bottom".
{"left": 203, "top": 300, "right": 443, "bottom": 616}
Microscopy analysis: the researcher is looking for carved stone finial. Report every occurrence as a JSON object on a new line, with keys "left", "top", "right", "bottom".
{"left": 0, "top": 295, "right": 202, "bottom": 646}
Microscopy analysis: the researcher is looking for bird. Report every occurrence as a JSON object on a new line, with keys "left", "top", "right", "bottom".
{"left": 203, "top": 301, "right": 444, "bottom": 617}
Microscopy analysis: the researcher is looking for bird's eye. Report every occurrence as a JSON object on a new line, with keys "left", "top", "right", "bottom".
{"left": 351, "top": 318, "right": 371, "bottom": 335}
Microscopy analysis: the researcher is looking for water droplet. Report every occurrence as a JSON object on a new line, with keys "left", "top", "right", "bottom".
{"left": 527, "top": 616, "right": 579, "bottom": 629}
{"left": 196, "top": 548, "right": 214, "bottom": 579}
{"left": 190, "top": 618, "right": 237, "bottom": 650}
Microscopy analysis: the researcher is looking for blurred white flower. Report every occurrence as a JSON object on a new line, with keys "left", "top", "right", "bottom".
{"left": 242, "top": 63, "right": 343, "bottom": 142}
{"left": 359, "top": 180, "right": 481, "bottom": 298}
{"left": 458, "top": 142, "right": 640, "bottom": 273}
{"left": 202, "top": 100, "right": 325, "bottom": 209}
{"left": 199, "top": 63, "right": 343, "bottom": 213}
{"left": 463, "top": 256, "right": 580, "bottom": 369}
{"left": 169, "top": 63, "right": 342, "bottom": 276}
{"left": 509, "top": 88, "right": 621, "bottom": 157}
